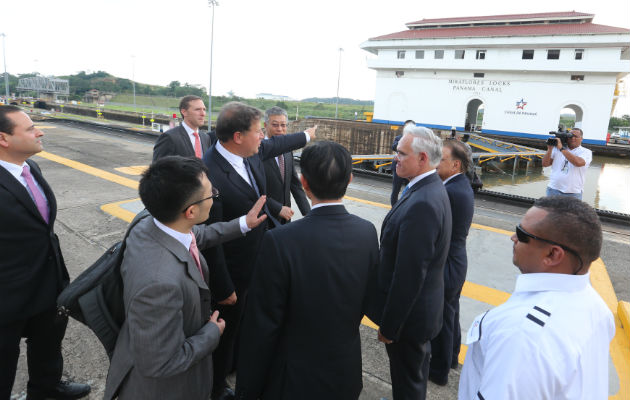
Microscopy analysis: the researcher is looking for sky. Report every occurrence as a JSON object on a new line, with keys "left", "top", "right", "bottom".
{"left": 2, "top": 0, "right": 629, "bottom": 116}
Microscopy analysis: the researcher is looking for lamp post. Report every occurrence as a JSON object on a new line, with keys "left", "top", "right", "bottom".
{"left": 1, "top": 33, "right": 9, "bottom": 99}
{"left": 335, "top": 47, "right": 343, "bottom": 119}
{"left": 208, "top": 0, "right": 218, "bottom": 125}
{"left": 131, "top": 55, "right": 136, "bottom": 114}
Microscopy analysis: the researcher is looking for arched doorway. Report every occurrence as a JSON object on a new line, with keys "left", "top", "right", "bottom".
{"left": 557, "top": 104, "right": 583, "bottom": 131}
{"left": 465, "top": 99, "right": 484, "bottom": 132}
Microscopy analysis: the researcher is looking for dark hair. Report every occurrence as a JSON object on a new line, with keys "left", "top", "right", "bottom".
{"left": 215, "top": 102, "right": 263, "bottom": 143}
{"left": 403, "top": 119, "right": 415, "bottom": 126}
{"left": 533, "top": 196, "right": 602, "bottom": 266}
{"left": 570, "top": 127, "right": 584, "bottom": 138}
{"left": 300, "top": 141, "right": 352, "bottom": 200}
{"left": 139, "top": 156, "right": 207, "bottom": 223}
{"left": 179, "top": 95, "right": 203, "bottom": 118}
{"left": 0, "top": 105, "right": 22, "bottom": 135}
{"left": 444, "top": 139, "right": 471, "bottom": 174}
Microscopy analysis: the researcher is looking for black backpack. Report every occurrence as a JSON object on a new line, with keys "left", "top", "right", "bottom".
{"left": 57, "top": 209, "right": 150, "bottom": 359}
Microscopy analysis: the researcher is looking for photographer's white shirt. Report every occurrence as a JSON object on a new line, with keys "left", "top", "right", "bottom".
{"left": 547, "top": 146, "right": 592, "bottom": 194}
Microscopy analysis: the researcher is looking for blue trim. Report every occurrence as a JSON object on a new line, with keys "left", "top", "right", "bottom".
{"left": 481, "top": 129, "right": 606, "bottom": 146}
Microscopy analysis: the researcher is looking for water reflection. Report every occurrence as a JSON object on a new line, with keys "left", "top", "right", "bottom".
{"left": 479, "top": 155, "right": 630, "bottom": 214}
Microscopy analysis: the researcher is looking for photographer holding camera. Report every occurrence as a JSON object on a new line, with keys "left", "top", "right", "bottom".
{"left": 542, "top": 128, "right": 592, "bottom": 200}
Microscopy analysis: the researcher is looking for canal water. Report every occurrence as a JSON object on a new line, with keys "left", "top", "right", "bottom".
{"left": 479, "top": 155, "right": 630, "bottom": 214}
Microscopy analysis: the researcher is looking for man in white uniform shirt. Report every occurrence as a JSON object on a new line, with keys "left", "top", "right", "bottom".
{"left": 542, "top": 128, "right": 592, "bottom": 200}
{"left": 459, "top": 196, "right": 614, "bottom": 400}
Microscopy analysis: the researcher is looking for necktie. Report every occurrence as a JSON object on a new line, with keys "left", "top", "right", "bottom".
{"left": 401, "top": 185, "right": 409, "bottom": 198}
{"left": 277, "top": 155, "right": 285, "bottom": 182}
{"left": 22, "top": 165, "right": 49, "bottom": 223}
{"left": 192, "top": 131, "right": 202, "bottom": 158}
{"left": 189, "top": 233, "right": 204, "bottom": 280}
{"left": 243, "top": 159, "right": 261, "bottom": 197}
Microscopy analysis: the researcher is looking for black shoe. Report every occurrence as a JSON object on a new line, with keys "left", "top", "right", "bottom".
{"left": 26, "top": 380, "right": 91, "bottom": 400}
{"left": 211, "top": 387, "right": 235, "bottom": 400}
{"left": 428, "top": 373, "right": 448, "bottom": 386}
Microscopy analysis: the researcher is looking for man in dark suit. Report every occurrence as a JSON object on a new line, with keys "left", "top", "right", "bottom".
{"left": 153, "top": 95, "right": 216, "bottom": 162}
{"left": 429, "top": 139, "right": 475, "bottom": 386}
{"left": 0, "top": 105, "right": 91, "bottom": 400}
{"left": 202, "top": 102, "right": 316, "bottom": 400}
{"left": 236, "top": 141, "right": 378, "bottom": 400}
{"left": 367, "top": 126, "right": 452, "bottom": 400}
{"left": 262, "top": 107, "right": 310, "bottom": 223}
{"left": 104, "top": 157, "right": 267, "bottom": 400}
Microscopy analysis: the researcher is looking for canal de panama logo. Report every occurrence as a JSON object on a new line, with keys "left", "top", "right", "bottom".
{"left": 516, "top": 98, "right": 528, "bottom": 110}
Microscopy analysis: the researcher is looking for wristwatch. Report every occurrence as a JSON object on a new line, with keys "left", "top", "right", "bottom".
{"left": 560, "top": 147, "right": 568, "bottom": 151}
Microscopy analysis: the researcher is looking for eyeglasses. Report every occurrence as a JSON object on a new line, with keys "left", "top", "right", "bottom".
{"left": 515, "top": 224, "right": 584, "bottom": 273}
{"left": 182, "top": 187, "right": 219, "bottom": 212}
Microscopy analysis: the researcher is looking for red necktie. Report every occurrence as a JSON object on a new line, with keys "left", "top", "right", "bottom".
{"left": 189, "top": 233, "right": 204, "bottom": 280}
{"left": 22, "top": 165, "right": 49, "bottom": 223}
{"left": 277, "top": 155, "right": 285, "bottom": 182}
{"left": 192, "top": 131, "right": 202, "bottom": 158}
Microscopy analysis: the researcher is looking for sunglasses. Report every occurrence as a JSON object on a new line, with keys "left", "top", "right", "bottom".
{"left": 515, "top": 224, "right": 584, "bottom": 273}
{"left": 182, "top": 187, "right": 220, "bottom": 212}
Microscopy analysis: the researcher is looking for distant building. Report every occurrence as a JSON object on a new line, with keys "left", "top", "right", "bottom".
{"left": 84, "top": 89, "right": 114, "bottom": 104}
{"left": 361, "top": 11, "right": 630, "bottom": 145}
{"left": 256, "top": 93, "right": 294, "bottom": 101}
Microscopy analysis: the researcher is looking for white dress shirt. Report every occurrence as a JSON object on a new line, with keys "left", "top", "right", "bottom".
{"left": 459, "top": 272, "right": 614, "bottom": 400}
{"left": 0, "top": 159, "right": 50, "bottom": 209}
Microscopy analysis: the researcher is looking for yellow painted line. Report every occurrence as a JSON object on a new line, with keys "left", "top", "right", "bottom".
{"left": 471, "top": 222, "right": 513, "bottom": 236}
{"left": 469, "top": 142, "right": 497, "bottom": 153}
{"left": 620, "top": 302, "right": 630, "bottom": 344}
{"left": 35, "top": 125, "right": 57, "bottom": 129}
{"left": 344, "top": 195, "right": 392, "bottom": 210}
{"left": 461, "top": 281, "right": 511, "bottom": 307}
{"left": 100, "top": 198, "right": 139, "bottom": 223}
{"left": 115, "top": 165, "right": 148, "bottom": 176}
{"left": 35, "top": 151, "right": 139, "bottom": 189}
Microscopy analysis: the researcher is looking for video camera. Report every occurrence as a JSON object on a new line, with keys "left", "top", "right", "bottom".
{"left": 546, "top": 125, "right": 573, "bottom": 147}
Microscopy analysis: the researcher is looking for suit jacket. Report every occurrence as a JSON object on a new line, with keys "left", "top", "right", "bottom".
{"left": 235, "top": 205, "right": 379, "bottom": 400}
{"left": 104, "top": 216, "right": 243, "bottom": 400}
{"left": 0, "top": 159, "right": 69, "bottom": 324}
{"left": 263, "top": 151, "right": 310, "bottom": 222}
{"left": 201, "top": 132, "right": 307, "bottom": 298}
{"left": 443, "top": 173, "right": 474, "bottom": 297}
{"left": 367, "top": 172, "right": 452, "bottom": 342}
{"left": 152, "top": 125, "right": 216, "bottom": 162}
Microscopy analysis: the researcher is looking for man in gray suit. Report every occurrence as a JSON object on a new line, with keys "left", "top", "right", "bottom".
{"left": 153, "top": 95, "right": 216, "bottom": 161}
{"left": 104, "top": 156, "right": 267, "bottom": 400}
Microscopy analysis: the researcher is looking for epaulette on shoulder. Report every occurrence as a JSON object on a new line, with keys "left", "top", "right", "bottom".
{"left": 525, "top": 305, "right": 552, "bottom": 327}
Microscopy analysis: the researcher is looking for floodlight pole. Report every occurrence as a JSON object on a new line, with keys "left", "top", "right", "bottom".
{"left": 208, "top": 0, "right": 218, "bottom": 125}
{"left": 1, "top": 33, "right": 9, "bottom": 99}
{"left": 335, "top": 48, "right": 343, "bottom": 119}
{"left": 132, "top": 55, "right": 136, "bottom": 114}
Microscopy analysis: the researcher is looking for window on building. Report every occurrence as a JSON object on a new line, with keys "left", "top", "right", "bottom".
{"left": 476, "top": 50, "right": 486, "bottom": 60}
{"left": 397, "top": 50, "right": 406, "bottom": 59}
{"left": 395, "top": 71, "right": 405, "bottom": 78}
{"left": 547, "top": 49, "right": 560, "bottom": 60}
{"left": 434, "top": 50, "right": 444, "bottom": 59}
{"left": 455, "top": 50, "right": 465, "bottom": 59}
{"left": 571, "top": 75, "right": 585, "bottom": 81}
{"left": 522, "top": 49, "right": 534, "bottom": 59}
{"left": 575, "top": 49, "right": 584, "bottom": 60}
{"left": 474, "top": 72, "right": 485, "bottom": 78}
{"left": 415, "top": 50, "right": 425, "bottom": 59}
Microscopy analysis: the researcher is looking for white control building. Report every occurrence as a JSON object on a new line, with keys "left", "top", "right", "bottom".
{"left": 360, "top": 11, "right": 630, "bottom": 145}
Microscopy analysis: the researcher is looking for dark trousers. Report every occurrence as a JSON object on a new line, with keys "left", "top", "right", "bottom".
{"left": 390, "top": 161, "right": 408, "bottom": 206}
{"left": 0, "top": 308, "right": 67, "bottom": 400}
{"left": 212, "top": 281, "right": 248, "bottom": 396}
{"left": 429, "top": 289, "right": 463, "bottom": 379}
{"left": 386, "top": 339, "right": 430, "bottom": 400}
